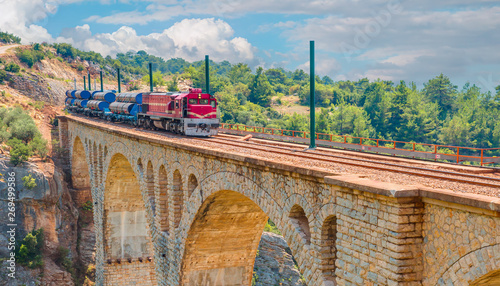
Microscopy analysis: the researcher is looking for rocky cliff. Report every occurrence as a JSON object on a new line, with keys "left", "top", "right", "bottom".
{"left": 0, "top": 156, "right": 95, "bottom": 286}
{"left": 253, "top": 231, "right": 306, "bottom": 286}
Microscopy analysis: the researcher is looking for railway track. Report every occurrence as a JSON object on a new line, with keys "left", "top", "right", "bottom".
{"left": 197, "top": 134, "right": 500, "bottom": 189}
{"left": 68, "top": 115, "right": 500, "bottom": 197}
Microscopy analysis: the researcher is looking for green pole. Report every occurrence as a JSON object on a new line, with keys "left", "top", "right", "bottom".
{"left": 149, "top": 63, "right": 153, "bottom": 92}
{"left": 205, "top": 55, "right": 210, "bottom": 94}
{"left": 310, "top": 40, "right": 316, "bottom": 149}
{"left": 83, "top": 76, "right": 86, "bottom": 91}
{"left": 100, "top": 71, "right": 103, "bottom": 91}
{"left": 117, "top": 68, "right": 121, "bottom": 93}
{"left": 88, "top": 72, "right": 91, "bottom": 91}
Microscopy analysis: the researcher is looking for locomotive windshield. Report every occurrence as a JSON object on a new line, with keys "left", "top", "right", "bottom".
{"left": 200, "top": 99, "right": 209, "bottom": 104}
{"left": 189, "top": 99, "right": 197, "bottom": 104}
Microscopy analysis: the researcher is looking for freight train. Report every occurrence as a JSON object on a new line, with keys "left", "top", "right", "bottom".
{"left": 65, "top": 88, "right": 219, "bottom": 136}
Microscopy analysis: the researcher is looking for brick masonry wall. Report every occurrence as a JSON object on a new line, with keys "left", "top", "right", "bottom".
{"left": 104, "top": 261, "right": 157, "bottom": 286}
{"left": 63, "top": 117, "right": 500, "bottom": 286}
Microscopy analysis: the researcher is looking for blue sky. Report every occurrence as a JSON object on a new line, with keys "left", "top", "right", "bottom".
{"left": 1, "top": 0, "right": 500, "bottom": 91}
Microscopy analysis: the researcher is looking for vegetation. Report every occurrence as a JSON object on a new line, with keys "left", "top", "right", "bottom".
{"left": 0, "top": 107, "right": 48, "bottom": 165}
{"left": 6, "top": 41, "right": 500, "bottom": 155}
{"left": 264, "top": 219, "right": 281, "bottom": 235}
{"left": 16, "top": 46, "right": 53, "bottom": 68}
{"left": 81, "top": 201, "right": 93, "bottom": 212}
{"left": 22, "top": 174, "right": 37, "bottom": 190}
{"left": 4, "top": 62, "right": 20, "bottom": 73}
{"left": 0, "top": 69, "right": 6, "bottom": 84}
{"left": 16, "top": 228, "right": 44, "bottom": 269}
{"left": 0, "top": 31, "right": 21, "bottom": 44}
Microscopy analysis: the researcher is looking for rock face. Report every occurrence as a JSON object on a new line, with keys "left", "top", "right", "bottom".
{"left": 0, "top": 156, "right": 94, "bottom": 286}
{"left": 253, "top": 231, "right": 306, "bottom": 286}
{"left": 6, "top": 72, "right": 70, "bottom": 106}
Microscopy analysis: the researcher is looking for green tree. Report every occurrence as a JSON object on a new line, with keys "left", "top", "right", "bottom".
{"left": 249, "top": 67, "right": 274, "bottom": 106}
{"left": 167, "top": 74, "right": 178, "bottom": 91}
{"left": 16, "top": 229, "right": 44, "bottom": 269}
{"left": 142, "top": 70, "right": 165, "bottom": 91}
{"left": 29, "top": 135, "right": 48, "bottom": 158}
{"left": 363, "top": 81, "right": 391, "bottom": 136}
{"left": 0, "top": 69, "right": 6, "bottom": 84}
{"left": 389, "top": 80, "right": 411, "bottom": 136}
{"left": 228, "top": 63, "right": 252, "bottom": 85}
{"left": 423, "top": 74, "right": 457, "bottom": 120}
{"left": 397, "top": 91, "right": 439, "bottom": 143}
{"left": 7, "top": 138, "right": 31, "bottom": 165}
{"left": 5, "top": 62, "right": 20, "bottom": 72}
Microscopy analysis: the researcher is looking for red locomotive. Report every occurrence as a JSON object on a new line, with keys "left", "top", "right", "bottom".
{"left": 139, "top": 88, "right": 219, "bottom": 136}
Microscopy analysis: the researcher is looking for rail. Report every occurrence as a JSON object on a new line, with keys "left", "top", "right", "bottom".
{"left": 220, "top": 123, "right": 500, "bottom": 166}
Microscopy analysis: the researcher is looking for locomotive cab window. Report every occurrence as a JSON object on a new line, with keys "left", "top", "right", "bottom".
{"left": 210, "top": 101, "right": 216, "bottom": 108}
{"left": 189, "top": 99, "right": 198, "bottom": 104}
{"left": 200, "top": 99, "right": 209, "bottom": 105}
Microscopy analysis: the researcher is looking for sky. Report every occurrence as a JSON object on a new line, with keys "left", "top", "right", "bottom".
{"left": 0, "top": 0, "right": 499, "bottom": 91}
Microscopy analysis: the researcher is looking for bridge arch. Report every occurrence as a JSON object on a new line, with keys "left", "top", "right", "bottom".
{"left": 71, "top": 136, "right": 90, "bottom": 190}
{"left": 436, "top": 244, "right": 500, "bottom": 285}
{"left": 176, "top": 171, "right": 317, "bottom": 286}
{"left": 103, "top": 153, "right": 153, "bottom": 261}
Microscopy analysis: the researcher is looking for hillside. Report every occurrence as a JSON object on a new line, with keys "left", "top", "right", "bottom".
{"left": 0, "top": 41, "right": 304, "bottom": 286}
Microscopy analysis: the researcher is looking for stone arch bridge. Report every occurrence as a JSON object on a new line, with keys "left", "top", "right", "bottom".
{"left": 58, "top": 116, "right": 500, "bottom": 286}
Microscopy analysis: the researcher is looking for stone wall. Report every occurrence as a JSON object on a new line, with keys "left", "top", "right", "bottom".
{"left": 104, "top": 261, "right": 156, "bottom": 286}
{"left": 63, "top": 116, "right": 500, "bottom": 286}
{"left": 422, "top": 200, "right": 500, "bottom": 285}
{"left": 335, "top": 189, "right": 423, "bottom": 285}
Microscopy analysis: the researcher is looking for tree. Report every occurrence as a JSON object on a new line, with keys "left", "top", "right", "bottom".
{"left": 5, "top": 62, "right": 20, "bottom": 72}
{"left": 396, "top": 91, "right": 439, "bottom": 143}
{"left": 389, "top": 80, "right": 411, "bottom": 136}
{"left": 142, "top": 71, "right": 165, "bottom": 91}
{"left": 228, "top": 63, "right": 252, "bottom": 85}
{"left": 0, "top": 69, "right": 6, "bottom": 84}
{"left": 363, "top": 81, "right": 391, "bottom": 136}
{"left": 249, "top": 67, "right": 274, "bottom": 106}
{"left": 7, "top": 138, "right": 31, "bottom": 165}
{"left": 167, "top": 74, "right": 178, "bottom": 91}
{"left": 423, "top": 74, "right": 457, "bottom": 119}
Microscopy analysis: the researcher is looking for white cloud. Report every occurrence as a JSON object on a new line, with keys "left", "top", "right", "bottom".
{"left": 55, "top": 19, "right": 256, "bottom": 63}
{"left": 0, "top": 0, "right": 55, "bottom": 43}
{"left": 280, "top": 6, "right": 500, "bottom": 84}
{"left": 0, "top": 1, "right": 256, "bottom": 64}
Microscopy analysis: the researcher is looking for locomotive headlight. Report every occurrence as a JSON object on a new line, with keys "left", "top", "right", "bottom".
{"left": 198, "top": 94, "right": 201, "bottom": 99}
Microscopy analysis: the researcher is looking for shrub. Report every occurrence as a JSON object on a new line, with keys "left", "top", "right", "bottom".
{"left": 0, "top": 69, "right": 6, "bottom": 84}
{"left": 54, "top": 246, "right": 75, "bottom": 278}
{"left": 5, "top": 62, "right": 20, "bottom": 73}
{"left": 0, "top": 126, "right": 11, "bottom": 142}
{"left": 16, "top": 228, "right": 44, "bottom": 269}
{"left": 17, "top": 49, "right": 46, "bottom": 68}
{"left": 0, "top": 31, "right": 21, "bottom": 44}
{"left": 22, "top": 174, "right": 37, "bottom": 190}
{"left": 263, "top": 219, "right": 281, "bottom": 235}
{"left": 29, "top": 135, "right": 48, "bottom": 158}
{"left": 81, "top": 201, "right": 93, "bottom": 212}
{"left": 76, "top": 64, "right": 85, "bottom": 71}
{"left": 7, "top": 138, "right": 31, "bottom": 165}
{"left": 9, "top": 119, "right": 40, "bottom": 143}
